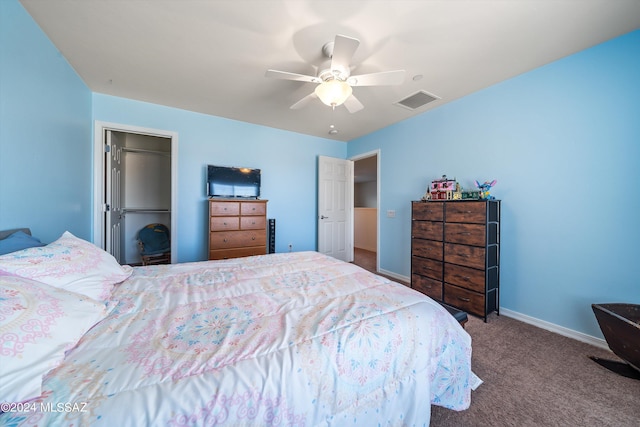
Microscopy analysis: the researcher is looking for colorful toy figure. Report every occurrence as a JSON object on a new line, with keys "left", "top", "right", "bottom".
{"left": 475, "top": 180, "right": 497, "bottom": 200}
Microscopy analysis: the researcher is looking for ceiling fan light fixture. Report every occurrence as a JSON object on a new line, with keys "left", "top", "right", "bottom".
{"left": 314, "top": 80, "right": 352, "bottom": 107}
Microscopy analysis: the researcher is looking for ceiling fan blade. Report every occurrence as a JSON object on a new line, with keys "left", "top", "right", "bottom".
{"left": 331, "top": 34, "right": 360, "bottom": 72}
{"left": 343, "top": 94, "right": 364, "bottom": 113}
{"left": 347, "top": 70, "right": 406, "bottom": 87}
{"left": 290, "top": 92, "right": 318, "bottom": 110}
{"left": 265, "top": 69, "right": 320, "bottom": 83}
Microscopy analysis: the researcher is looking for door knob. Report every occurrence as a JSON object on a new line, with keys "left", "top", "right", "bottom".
{"left": 320, "top": 215, "right": 329, "bottom": 219}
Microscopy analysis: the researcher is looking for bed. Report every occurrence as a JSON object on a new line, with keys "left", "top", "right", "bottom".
{"left": 0, "top": 230, "right": 474, "bottom": 426}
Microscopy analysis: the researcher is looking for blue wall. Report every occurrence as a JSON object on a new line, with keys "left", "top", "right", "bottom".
{"left": 348, "top": 30, "right": 640, "bottom": 338}
{"left": 93, "top": 95, "right": 345, "bottom": 262}
{"left": 1, "top": 0, "right": 345, "bottom": 262}
{"left": 0, "top": 0, "right": 93, "bottom": 243}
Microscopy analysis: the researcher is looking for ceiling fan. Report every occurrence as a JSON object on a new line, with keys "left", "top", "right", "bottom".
{"left": 265, "top": 34, "right": 406, "bottom": 113}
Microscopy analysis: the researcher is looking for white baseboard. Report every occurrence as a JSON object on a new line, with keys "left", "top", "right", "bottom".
{"left": 500, "top": 308, "right": 609, "bottom": 350}
{"left": 378, "top": 268, "right": 410, "bottom": 284}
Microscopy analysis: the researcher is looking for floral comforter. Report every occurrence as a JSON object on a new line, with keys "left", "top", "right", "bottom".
{"left": 1, "top": 251, "right": 472, "bottom": 426}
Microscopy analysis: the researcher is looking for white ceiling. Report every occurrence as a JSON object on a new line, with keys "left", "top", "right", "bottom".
{"left": 20, "top": 0, "right": 640, "bottom": 142}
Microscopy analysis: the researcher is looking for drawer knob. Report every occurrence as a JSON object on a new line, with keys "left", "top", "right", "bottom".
{"left": 458, "top": 297, "right": 471, "bottom": 302}
{"left": 223, "top": 239, "right": 228, "bottom": 243}
{"left": 252, "top": 237, "right": 256, "bottom": 240}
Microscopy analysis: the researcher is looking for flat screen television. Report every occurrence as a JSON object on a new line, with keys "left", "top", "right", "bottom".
{"left": 207, "top": 165, "right": 261, "bottom": 198}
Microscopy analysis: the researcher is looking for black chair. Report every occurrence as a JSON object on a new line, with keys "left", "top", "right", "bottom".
{"left": 137, "top": 223, "right": 171, "bottom": 266}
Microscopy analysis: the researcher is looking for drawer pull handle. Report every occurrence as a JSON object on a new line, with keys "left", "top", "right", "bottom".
{"left": 223, "top": 239, "right": 228, "bottom": 243}
{"left": 458, "top": 297, "right": 471, "bottom": 302}
{"left": 252, "top": 237, "right": 256, "bottom": 240}
{"left": 463, "top": 276, "right": 470, "bottom": 280}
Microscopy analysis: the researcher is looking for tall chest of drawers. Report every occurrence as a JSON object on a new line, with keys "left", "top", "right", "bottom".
{"left": 208, "top": 199, "right": 268, "bottom": 260}
{"left": 411, "top": 200, "right": 500, "bottom": 320}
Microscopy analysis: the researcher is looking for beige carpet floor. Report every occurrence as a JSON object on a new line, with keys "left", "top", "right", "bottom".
{"left": 430, "top": 314, "right": 640, "bottom": 426}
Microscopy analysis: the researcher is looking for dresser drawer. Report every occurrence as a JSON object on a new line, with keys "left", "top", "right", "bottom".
{"left": 210, "top": 201, "right": 240, "bottom": 216}
{"left": 241, "top": 216, "right": 265, "bottom": 230}
{"left": 209, "top": 246, "right": 266, "bottom": 260}
{"left": 446, "top": 201, "right": 486, "bottom": 224}
{"left": 412, "top": 256, "right": 443, "bottom": 281}
{"left": 241, "top": 202, "right": 266, "bottom": 216}
{"left": 412, "top": 220, "right": 443, "bottom": 241}
{"left": 411, "top": 239, "right": 443, "bottom": 261}
{"left": 210, "top": 216, "right": 239, "bottom": 231}
{"left": 445, "top": 223, "right": 486, "bottom": 246}
{"left": 210, "top": 230, "right": 266, "bottom": 249}
{"left": 444, "top": 284, "right": 485, "bottom": 317}
{"left": 412, "top": 202, "right": 444, "bottom": 221}
{"left": 444, "top": 243, "right": 486, "bottom": 270}
{"left": 445, "top": 263, "right": 486, "bottom": 293}
{"left": 411, "top": 274, "right": 443, "bottom": 300}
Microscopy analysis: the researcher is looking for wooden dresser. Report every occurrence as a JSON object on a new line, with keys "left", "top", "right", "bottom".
{"left": 208, "top": 199, "right": 268, "bottom": 260}
{"left": 411, "top": 200, "right": 500, "bottom": 320}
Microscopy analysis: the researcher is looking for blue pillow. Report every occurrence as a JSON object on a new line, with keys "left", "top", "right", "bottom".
{"left": 0, "top": 231, "right": 45, "bottom": 255}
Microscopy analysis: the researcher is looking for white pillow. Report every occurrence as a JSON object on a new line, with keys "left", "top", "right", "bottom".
{"left": 0, "top": 272, "right": 108, "bottom": 403}
{"left": 0, "top": 231, "right": 132, "bottom": 302}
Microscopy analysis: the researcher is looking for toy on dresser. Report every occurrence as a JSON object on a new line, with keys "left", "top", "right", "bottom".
{"left": 422, "top": 175, "right": 489, "bottom": 201}
{"left": 422, "top": 175, "right": 461, "bottom": 201}
{"left": 475, "top": 180, "right": 497, "bottom": 200}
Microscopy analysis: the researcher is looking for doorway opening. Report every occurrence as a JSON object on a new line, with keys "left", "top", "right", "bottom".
{"left": 93, "top": 121, "right": 178, "bottom": 264}
{"left": 351, "top": 150, "right": 379, "bottom": 273}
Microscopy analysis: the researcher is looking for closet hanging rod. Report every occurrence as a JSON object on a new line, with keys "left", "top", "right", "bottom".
{"left": 121, "top": 147, "right": 171, "bottom": 156}
{"left": 122, "top": 209, "right": 171, "bottom": 213}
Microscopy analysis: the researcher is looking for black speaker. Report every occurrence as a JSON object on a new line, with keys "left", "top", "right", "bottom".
{"left": 268, "top": 218, "right": 276, "bottom": 253}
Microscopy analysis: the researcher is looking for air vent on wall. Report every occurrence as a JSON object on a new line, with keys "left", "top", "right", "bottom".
{"left": 394, "top": 90, "right": 440, "bottom": 111}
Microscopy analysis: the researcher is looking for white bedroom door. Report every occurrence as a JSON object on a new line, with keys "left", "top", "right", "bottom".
{"left": 317, "top": 156, "right": 353, "bottom": 262}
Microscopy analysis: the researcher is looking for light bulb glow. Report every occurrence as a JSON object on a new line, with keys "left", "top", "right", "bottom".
{"left": 314, "top": 80, "right": 352, "bottom": 107}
